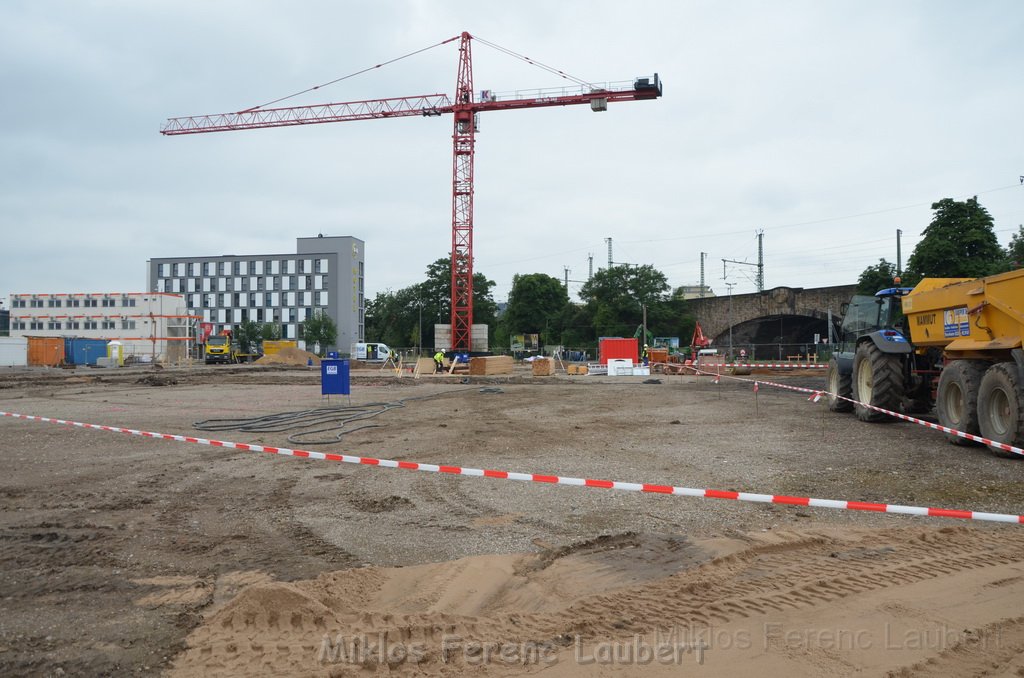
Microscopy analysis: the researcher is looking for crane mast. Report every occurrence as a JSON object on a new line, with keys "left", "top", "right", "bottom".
{"left": 451, "top": 32, "right": 475, "bottom": 353}
{"left": 162, "top": 31, "right": 662, "bottom": 352}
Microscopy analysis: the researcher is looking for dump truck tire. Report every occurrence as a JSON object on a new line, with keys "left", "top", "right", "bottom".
{"left": 977, "top": 362, "right": 1024, "bottom": 458}
{"left": 825, "top": 357, "right": 853, "bottom": 412}
{"left": 936, "top": 360, "right": 985, "bottom": 446}
{"left": 852, "top": 341, "right": 903, "bottom": 422}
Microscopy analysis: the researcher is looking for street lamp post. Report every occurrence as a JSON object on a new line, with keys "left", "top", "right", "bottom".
{"left": 417, "top": 301, "right": 423, "bottom": 357}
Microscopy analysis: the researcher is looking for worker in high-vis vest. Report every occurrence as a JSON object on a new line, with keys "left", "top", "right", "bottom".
{"left": 433, "top": 350, "right": 445, "bottom": 373}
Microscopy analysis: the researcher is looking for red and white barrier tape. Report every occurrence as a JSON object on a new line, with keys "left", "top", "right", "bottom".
{"left": 687, "top": 367, "right": 1024, "bottom": 457}
{"left": 1, "top": 410, "right": 1020, "bottom": 524}
{"left": 651, "top": 362, "right": 826, "bottom": 373}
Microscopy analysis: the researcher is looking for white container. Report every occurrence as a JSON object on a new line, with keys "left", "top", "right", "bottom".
{"left": 607, "top": 358, "right": 633, "bottom": 377}
{"left": 0, "top": 336, "right": 29, "bottom": 367}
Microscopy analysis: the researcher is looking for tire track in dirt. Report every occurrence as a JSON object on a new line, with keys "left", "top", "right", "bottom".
{"left": 167, "top": 526, "right": 1024, "bottom": 676}
{"left": 538, "top": 527, "right": 1024, "bottom": 639}
{"left": 884, "top": 616, "right": 1024, "bottom": 677}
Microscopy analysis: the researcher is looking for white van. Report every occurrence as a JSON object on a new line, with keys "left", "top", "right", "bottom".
{"left": 351, "top": 342, "right": 393, "bottom": 362}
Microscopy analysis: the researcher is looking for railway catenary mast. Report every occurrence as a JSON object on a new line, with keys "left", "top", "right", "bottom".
{"left": 162, "top": 32, "right": 662, "bottom": 352}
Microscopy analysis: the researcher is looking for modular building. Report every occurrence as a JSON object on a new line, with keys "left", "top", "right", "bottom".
{"left": 6, "top": 293, "right": 196, "bottom": 363}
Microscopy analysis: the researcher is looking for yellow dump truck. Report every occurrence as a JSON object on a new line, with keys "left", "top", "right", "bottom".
{"left": 826, "top": 268, "right": 1023, "bottom": 454}
{"left": 203, "top": 334, "right": 237, "bottom": 364}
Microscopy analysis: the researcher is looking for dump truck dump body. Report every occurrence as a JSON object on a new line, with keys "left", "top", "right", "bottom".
{"left": 902, "top": 269, "right": 1024, "bottom": 357}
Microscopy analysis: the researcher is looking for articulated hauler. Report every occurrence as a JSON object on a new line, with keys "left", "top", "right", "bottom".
{"left": 827, "top": 268, "right": 1024, "bottom": 455}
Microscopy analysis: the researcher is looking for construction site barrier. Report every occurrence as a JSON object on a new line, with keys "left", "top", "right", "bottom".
{"left": 1, "top": 410, "right": 1020, "bottom": 525}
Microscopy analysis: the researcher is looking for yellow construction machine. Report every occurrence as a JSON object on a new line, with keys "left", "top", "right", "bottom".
{"left": 826, "top": 268, "right": 1024, "bottom": 455}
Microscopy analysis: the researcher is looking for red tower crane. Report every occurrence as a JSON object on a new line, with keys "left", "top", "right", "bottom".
{"left": 162, "top": 32, "right": 662, "bottom": 352}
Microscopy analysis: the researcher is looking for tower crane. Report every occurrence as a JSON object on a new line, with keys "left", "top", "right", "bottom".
{"left": 162, "top": 31, "right": 662, "bottom": 352}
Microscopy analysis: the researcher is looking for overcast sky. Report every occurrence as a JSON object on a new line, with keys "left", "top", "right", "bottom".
{"left": 2, "top": 0, "right": 1022, "bottom": 305}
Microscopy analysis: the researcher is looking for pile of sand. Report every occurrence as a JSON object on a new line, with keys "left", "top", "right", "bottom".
{"left": 255, "top": 346, "right": 321, "bottom": 366}
{"left": 167, "top": 527, "right": 1024, "bottom": 677}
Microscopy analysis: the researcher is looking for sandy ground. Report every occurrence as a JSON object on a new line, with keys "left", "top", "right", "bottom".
{"left": 1, "top": 363, "right": 1023, "bottom": 677}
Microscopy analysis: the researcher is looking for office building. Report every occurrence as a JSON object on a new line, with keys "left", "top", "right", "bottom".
{"left": 147, "top": 236, "right": 364, "bottom": 351}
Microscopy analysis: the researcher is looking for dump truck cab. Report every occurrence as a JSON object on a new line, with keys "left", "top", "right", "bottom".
{"left": 204, "top": 334, "right": 237, "bottom": 365}
{"left": 834, "top": 288, "right": 913, "bottom": 362}
{"left": 826, "top": 286, "right": 933, "bottom": 422}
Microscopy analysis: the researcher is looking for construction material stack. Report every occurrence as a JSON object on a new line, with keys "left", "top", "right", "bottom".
{"left": 468, "top": 356, "right": 514, "bottom": 376}
{"left": 531, "top": 357, "right": 555, "bottom": 377}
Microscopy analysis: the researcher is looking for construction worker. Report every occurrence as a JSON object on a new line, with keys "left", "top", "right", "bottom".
{"left": 433, "top": 350, "right": 445, "bottom": 373}
{"left": 642, "top": 344, "right": 650, "bottom": 366}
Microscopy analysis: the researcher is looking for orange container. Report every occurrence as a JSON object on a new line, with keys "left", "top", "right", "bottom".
{"left": 27, "top": 336, "right": 65, "bottom": 366}
{"left": 648, "top": 348, "right": 669, "bottom": 364}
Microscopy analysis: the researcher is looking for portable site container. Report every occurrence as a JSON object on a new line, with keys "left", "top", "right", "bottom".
{"left": 64, "top": 338, "right": 109, "bottom": 366}
{"left": 0, "top": 336, "right": 28, "bottom": 367}
{"left": 598, "top": 337, "right": 639, "bottom": 365}
{"left": 27, "top": 336, "right": 65, "bottom": 366}
{"left": 648, "top": 348, "right": 669, "bottom": 365}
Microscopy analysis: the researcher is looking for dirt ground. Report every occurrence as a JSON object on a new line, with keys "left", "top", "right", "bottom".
{"left": 1, "top": 362, "right": 1023, "bottom": 677}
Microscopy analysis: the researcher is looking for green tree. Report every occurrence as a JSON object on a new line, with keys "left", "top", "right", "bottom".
{"left": 1006, "top": 225, "right": 1024, "bottom": 269}
{"left": 234, "top": 319, "right": 263, "bottom": 354}
{"left": 365, "top": 286, "right": 421, "bottom": 349}
{"left": 578, "top": 264, "right": 670, "bottom": 338}
{"left": 904, "top": 197, "right": 1004, "bottom": 284}
{"left": 303, "top": 310, "right": 337, "bottom": 356}
{"left": 417, "top": 257, "right": 498, "bottom": 332}
{"left": 260, "top": 323, "right": 281, "bottom": 341}
{"left": 856, "top": 258, "right": 898, "bottom": 294}
{"left": 364, "top": 258, "right": 498, "bottom": 351}
{"left": 500, "top": 273, "right": 569, "bottom": 346}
